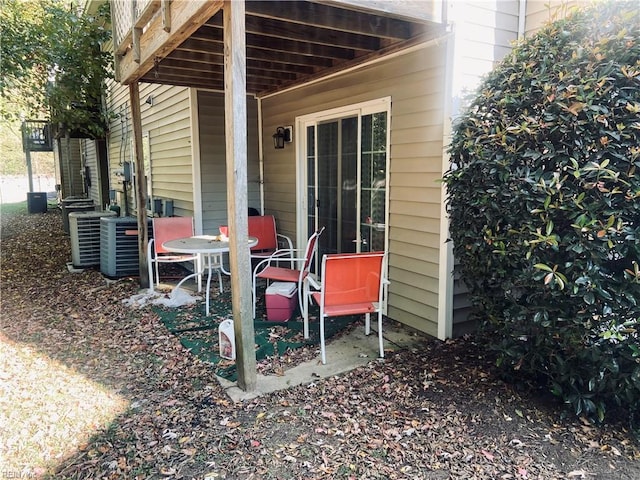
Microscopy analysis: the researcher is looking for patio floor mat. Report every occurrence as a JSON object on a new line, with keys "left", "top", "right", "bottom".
{"left": 152, "top": 290, "right": 357, "bottom": 382}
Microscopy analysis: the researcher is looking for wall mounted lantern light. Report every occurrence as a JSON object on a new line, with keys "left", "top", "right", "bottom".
{"left": 272, "top": 126, "right": 292, "bottom": 149}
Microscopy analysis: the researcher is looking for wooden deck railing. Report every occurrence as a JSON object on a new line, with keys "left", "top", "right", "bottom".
{"left": 111, "top": 0, "right": 222, "bottom": 84}
{"left": 111, "top": 0, "right": 167, "bottom": 57}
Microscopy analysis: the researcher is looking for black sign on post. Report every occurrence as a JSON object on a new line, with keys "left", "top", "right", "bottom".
{"left": 22, "top": 120, "right": 53, "bottom": 152}
{"left": 22, "top": 120, "right": 54, "bottom": 194}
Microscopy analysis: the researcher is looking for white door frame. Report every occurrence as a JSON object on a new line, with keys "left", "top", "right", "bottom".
{"left": 295, "top": 97, "right": 391, "bottom": 309}
{"left": 295, "top": 97, "right": 390, "bottom": 245}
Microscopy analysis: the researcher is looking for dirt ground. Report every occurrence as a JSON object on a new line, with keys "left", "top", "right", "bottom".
{"left": 1, "top": 207, "right": 639, "bottom": 479}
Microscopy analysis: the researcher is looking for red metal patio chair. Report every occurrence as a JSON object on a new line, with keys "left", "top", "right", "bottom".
{"left": 219, "top": 214, "right": 293, "bottom": 274}
{"left": 248, "top": 215, "right": 293, "bottom": 263}
{"left": 303, "top": 251, "right": 388, "bottom": 364}
{"left": 252, "top": 227, "right": 325, "bottom": 318}
{"left": 147, "top": 217, "right": 201, "bottom": 292}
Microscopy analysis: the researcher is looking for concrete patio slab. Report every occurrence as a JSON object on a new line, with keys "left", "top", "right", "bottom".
{"left": 218, "top": 321, "right": 425, "bottom": 402}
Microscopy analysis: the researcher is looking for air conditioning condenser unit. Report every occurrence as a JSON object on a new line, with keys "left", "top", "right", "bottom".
{"left": 69, "top": 210, "right": 117, "bottom": 268}
{"left": 100, "top": 216, "right": 153, "bottom": 278}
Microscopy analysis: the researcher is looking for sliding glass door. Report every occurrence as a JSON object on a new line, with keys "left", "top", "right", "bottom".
{"left": 302, "top": 99, "right": 389, "bottom": 259}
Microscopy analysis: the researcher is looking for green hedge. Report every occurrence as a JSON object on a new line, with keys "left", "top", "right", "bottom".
{"left": 443, "top": 1, "right": 640, "bottom": 425}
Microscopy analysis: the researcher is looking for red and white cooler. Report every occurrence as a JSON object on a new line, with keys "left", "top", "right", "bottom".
{"left": 265, "top": 282, "right": 297, "bottom": 321}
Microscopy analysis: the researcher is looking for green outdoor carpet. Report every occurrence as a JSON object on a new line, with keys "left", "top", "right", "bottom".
{"left": 153, "top": 289, "right": 357, "bottom": 381}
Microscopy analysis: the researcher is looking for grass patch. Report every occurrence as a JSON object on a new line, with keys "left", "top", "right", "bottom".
{"left": 0, "top": 200, "right": 28, "bottom": 215}
{"left": 0, "top": 333, "right": 129, "bottom": 476}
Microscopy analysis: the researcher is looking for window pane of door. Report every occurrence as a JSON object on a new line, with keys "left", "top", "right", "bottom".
{"left": 340, "top": 116, "right": 358, "bottom": 253}
{"left": 317, "top": 121, "right": 338, "bottom": 256}
{"left": 361, "top": 112, "right": 387, "bottom": 252}
{"left": 306, "top": 125, "right": 316, "bottom": 239}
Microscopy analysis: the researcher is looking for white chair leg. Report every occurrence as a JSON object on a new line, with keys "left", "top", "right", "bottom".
{"left": 320, "top": 312, "right": 326, "bottom": 365}
{"left": 364, "top": 312, "right": 371, "bottom": 335}
{"left": 378, "top": 311, "right": 384, "bottom": 358}
{"left": 155, "top": 262, "right": 160, "bottom": 289}
{"left": 253, "top": 278, "right": 271, "bottom": 319}
{"left": 297, "top": 280, "right": 304, "bottom": 319}
{"left": 252, "top": 278, "right": 257, "bottom": 318}
{"left": 147, "top": 247, "right": 155, "bottom": 293}
{"left": 302, "top": 279, "right": 310, "bottom": 339}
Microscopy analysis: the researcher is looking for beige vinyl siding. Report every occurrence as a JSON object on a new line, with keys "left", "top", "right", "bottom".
{"left": 524, "top": 0, "right": 581, "bottom": 36}
{"left": 261, "top": 44, "right": 447, "bottom": 335}
{"left": 197, "top": 91, "right": 261, "bottom": 234}
{"left": 106, "top": 80, "right": 134, "bottom": 213}
{"left": 141, "top": 84, "right": 193, "bottom": 216}
{"left": 106, "top": 82, "right": 193, "bottom": 217}
{"left": 449, "top": 0, "right": 520, "bottom": 107}
{"left": 454, "top": 0, "right": 520, "bottom": 57}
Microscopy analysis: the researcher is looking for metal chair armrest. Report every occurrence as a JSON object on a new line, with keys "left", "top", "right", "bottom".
{"left": 252, "top": 250, "right": 306, "bottom": 277}
{"left": 276, "top": 233, "right": 294, "bottom": 251}
{"left": 305, "top": 272, "right": 321, "bottom": 291}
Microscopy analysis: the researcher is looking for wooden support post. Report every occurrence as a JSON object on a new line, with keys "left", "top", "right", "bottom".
{"left": 224, "top": 0, "right": 256, "bottom": 392}
{"left": 129, "top": 82, "right": 150, "bottom": 289}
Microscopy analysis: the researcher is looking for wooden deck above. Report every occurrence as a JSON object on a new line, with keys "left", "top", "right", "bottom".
{"left": 111, "top": 0, "right": 446, "bottom": 96}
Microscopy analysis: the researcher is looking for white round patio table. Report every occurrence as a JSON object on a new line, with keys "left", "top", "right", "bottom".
{"left": 162, "top": 235, "right": 258, "bottom": 315}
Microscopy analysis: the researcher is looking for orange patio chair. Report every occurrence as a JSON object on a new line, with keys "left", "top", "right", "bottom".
{"left": 303, "top": 251, "right": 388, "bottom": 364}
{"left": 147, "top": 217, "right": 201, "bottom": 292}
{"left": 252, "top": 227, "right": 325, "bottom": 318}
{"left": 219, "top": 215, "right": 293, "bottom": 274}
{"left": 248, "top": 215, "right": 293, "bottom": 263}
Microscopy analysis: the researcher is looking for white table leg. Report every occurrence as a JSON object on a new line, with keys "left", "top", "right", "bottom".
{"left": 204, "top": 253, "right": 213, "bottom": 315}
{"left": 173, "top": 271, "right": 201, "bottom": 293}
{"left": 171, "top": 256, "right": 209, "bottom": 314}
